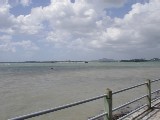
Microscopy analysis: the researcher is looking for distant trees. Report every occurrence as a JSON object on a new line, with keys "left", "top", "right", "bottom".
{"left": 120, "top": 59, "right": 148, "bottom": 62}
{"left": 120, "top": 58, "right": 160, "bottom": 62}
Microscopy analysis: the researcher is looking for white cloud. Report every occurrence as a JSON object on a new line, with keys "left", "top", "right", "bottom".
{"left": 0, "top": 35, "right": 39, "bottom": 52}
{"left": 13, "top": 40, "right": 39, "bottom": 50}
{"left": 6, "top": 0, "right": 32, "bottom": 7}
{"left": 0, "top": 0, "right": 34, "bottom": 34}
{"left": 0, "top": 3, "right": 16, "bottom": 34}
{"left": 0, "top": 0, "right": 160, "bottom": 59}
{"left": 0, "top": 0, "right": 7, "bottom": 5}
{"left": 41, "top": 0, "right": 160, "bottom": 58}
{"left": 12, "top": 0, "right": 126, "bottom": 35}
{"left": 46, "top": 30, "right": 72, "bottom": 47}
{"left": 0, "top": 0, "right": 126, "bottom": 35}
{"left": 0, "top": 35, "right": 15, "bottom": 52}
{"left": 84, "top": 0, "right": 127, "bottom": 9}
{"left": 115, "top": 0, "right": 160, "bottom": 47}
{"left": 84, "top": 0, "right": 160, "bottom": 54}
{"left": 40, "top": 0, "right": 112, "bottom": 50}
{"left": 20, "top": 0, "right": 32, "bottom": 6}
{"left": 0, "top": 35, "right": 11, "bottom": 41}
{"left": 16, "top": 14, "right": 43, "bottom": 34}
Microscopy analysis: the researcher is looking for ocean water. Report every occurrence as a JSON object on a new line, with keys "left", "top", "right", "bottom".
{"left": 0, "top": 62, "right": 160, "bottom": 120}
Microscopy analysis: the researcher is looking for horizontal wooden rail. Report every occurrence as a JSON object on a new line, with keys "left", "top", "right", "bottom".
{"left": 151, "top": 79, "right": 160, "bottom": 83}
{"left": 88, "top": 112, "right": 107, "bottom": 120}
{"left": 113, "top": 82, "right": 146, "bottom": 95}
{"left": 151, "top": 89, "right": 160, "bottom": 95}
{"left": 112, "top": 94, "right": 148, "bottom": 112}
{"left": 151, "top": 96, "right": 160, "bottom": 103}
{"left": 9, "top": 94, "right": 107, "bottom": 120}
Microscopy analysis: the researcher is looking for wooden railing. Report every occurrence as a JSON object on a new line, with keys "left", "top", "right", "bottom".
{"left": 9, "top": 79, "right": 160, "bottom": 120}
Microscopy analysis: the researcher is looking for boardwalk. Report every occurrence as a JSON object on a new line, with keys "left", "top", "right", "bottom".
{"left": 124, "top": 100, "right": 160, "bottom": 120}
{"left": 149, "top": 110, "right": 160, "bottom": 120}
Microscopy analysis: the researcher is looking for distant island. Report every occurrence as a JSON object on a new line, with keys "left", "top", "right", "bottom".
{"left": 120, "top": 58, "right": 160, "bottom": 62}
{"left": 93, "top": 58, "right": 160, "bottom": 62}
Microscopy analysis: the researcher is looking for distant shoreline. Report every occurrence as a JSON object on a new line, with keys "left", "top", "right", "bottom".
{"left": 0, "top": 61, "right": 160, "bottom": 63}
{"left": 0, "top": 58, "right": 160, "bottom": 63}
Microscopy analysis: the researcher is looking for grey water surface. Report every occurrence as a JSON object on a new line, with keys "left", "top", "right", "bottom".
{"left": 0, "top": 62, "right": 160, "bottom": 120}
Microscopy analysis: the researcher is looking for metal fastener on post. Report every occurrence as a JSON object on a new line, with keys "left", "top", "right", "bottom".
{"left": 146, "top": 79, "right": 151, "bottom": 109}
{"left": 104, "top": 88, "right": 112, "bottom": 120}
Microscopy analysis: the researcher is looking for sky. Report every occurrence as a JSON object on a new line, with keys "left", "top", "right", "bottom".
{"left": 0, "top": 0, "right": 160, "bottom": 61}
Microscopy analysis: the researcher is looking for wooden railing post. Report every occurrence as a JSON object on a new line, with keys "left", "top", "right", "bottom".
{"left": 146, "top": 79, "right": 151, "bottom": 109}
{"left": 104, "top": 88, "right": 112, "bottom": 120}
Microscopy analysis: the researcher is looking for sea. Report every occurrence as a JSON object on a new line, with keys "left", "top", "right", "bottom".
{"left": 0, "top": 62, "right": 160, "bottom": 120}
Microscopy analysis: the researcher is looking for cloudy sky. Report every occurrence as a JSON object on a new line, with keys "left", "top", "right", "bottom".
{"left": 0, "top": 0, "right": 160, "bottom": 61}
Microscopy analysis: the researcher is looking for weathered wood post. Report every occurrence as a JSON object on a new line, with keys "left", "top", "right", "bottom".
{"left": 104, "top": 88, "right": 112, "bottom": 120}
{"left": 146, "top": 79, "right": 151, "bottom": 109}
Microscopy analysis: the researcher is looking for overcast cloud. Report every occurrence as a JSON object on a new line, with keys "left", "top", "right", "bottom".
{"left": 0, "top": 0, "right": 160, "bottom": 61}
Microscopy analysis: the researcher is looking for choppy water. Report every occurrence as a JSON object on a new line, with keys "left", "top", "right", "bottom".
{"left": 0, "top": 62, "right": 160, "bottom": 120}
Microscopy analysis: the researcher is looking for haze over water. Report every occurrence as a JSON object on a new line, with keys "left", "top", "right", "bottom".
{"left": 0, "top": 62, "right": 160, "bottom": 120}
